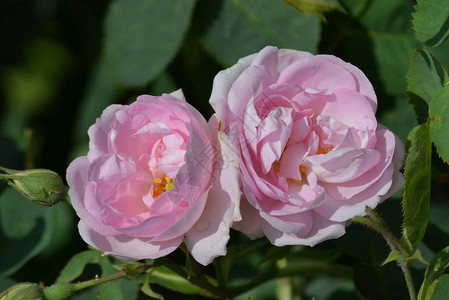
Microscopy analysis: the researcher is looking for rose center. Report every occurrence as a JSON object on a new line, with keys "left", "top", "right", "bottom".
{"left": 152, "top": 175, "right": 175, "bottom": 198}
{"left": 316, "top": 145, "right": 334, "bottom": 155}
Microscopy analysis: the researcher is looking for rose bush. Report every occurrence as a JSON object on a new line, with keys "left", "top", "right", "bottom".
{"left": 210, "top": 46, "right": 404, "bottom": 246}
{"left": 66, "top": 91, "right": 240, "bottom": 265}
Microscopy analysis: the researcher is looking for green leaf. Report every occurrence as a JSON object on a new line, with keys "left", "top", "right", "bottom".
{"left": 141, "top": 272, "right": 164, "bottom": 300}
{"left": 402, "top": 124, "right": 431, "bottom": 250}
{"left": 378, "top": 96, "right": 417, "bottom": 145}
{"left": 383, "top": 250, "right": 428, "bottom": 266}
{"left": 56, "top": 250, "right": 102, "bottom": 283}
{"left": 429, "top": 86, "right": 449, "bottom": 164}
{"left": 149, "top": 265, "right": 211, "bottom": 296}
{"left": 418, "top": 247, "right": 449, "bottom": 300}
{"left": 413, "top": 0, "right": 449, "bottom": 47}
{"left": 431, "top": 275, "right": 449, "bottom": 300}
{"left": 97, "top": 256, "right": 124, "bottom": 300}
{"left": 407, "top": 50, "right": 449, "bottom": 124}
{"left": 0, "top": 188, "right": 53, "bottom": 276}
{"left": 73, "top": 56, "right": 119, "bottom": 143}
{"left": 0, "top": 188, "right": 48, "bottom": 239}
{"left": 104, "top": 0, "right": 196, "bottom": 86}
{"left": 197, "top": 0, "right": 320, "bottom": 67}
{"left": 371, "top": 34, "right": 421, "bottom": 96}
{"left": 283, "top": 0, "right": 345, "bottom": 16}
{"left": 382, "top": 251, "right": 408, "bottom": 266}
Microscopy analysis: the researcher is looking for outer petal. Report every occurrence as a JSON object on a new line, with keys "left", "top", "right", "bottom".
{"left": 232, "top": 198, "right": 264, "bottom": 239}
{"left": 262, "top": 212, "right": 346, "bottom": 247}
{"left": 87, "top": 104, "right": 125, "bottom": 161}
{"left": 185, "top": 131, "right": 241, "bottom": 265}
{"left": 169, "top": 89, "right": 186, "bottom": 102}
{"left": 278, "top": 56, "right": 358, "bottom": 94}
{"left": 209, "top": 54, "right": 256, "bottom": 125}
{"left": 79, "top": 221, "right": 183, "bottom": 260}
{"left": 66, "top": 156, "right": 120, "bottom": 236}
{"left": 318, "top": 55, "right": 377, "bottom": 111}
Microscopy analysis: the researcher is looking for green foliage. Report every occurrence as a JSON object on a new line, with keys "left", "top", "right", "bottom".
{"left": 413, "top": 0, "right": 449, "bottom": 47}
{"left": 56, "top": 250, "right": 102, "bottom": 283}
{"left": 0, "top": 189, "right": 52, "bottom": 276}
{"left": 3, "top": 0, "right": 449, "bottom": 299}
{"left": 418, "top": 247, "right": 449, "bottom": 300}
{"left": 407, "top": 50, "right": 449, "bottom": 124}
{"left": 283, "top": 0, "right": 345, "bottom": 16}
{"left": 431, "top": 275, "right": 449, "bottom": 300}
{"left": 141, "top": 272, "right": 163, "bottom": 299}
{"left": 402, "top": 124, "right": 432, "bottom": 250}
{"left": 104, "top": 0, "right": 196, "bottom": 86}
{"left": 429, "top": 86, "right": 449, "bottom": 164}
{"left": 197, "top": 0, "right": 320, "bottom": 66}
{"left": 149, "top": 265, "right": 209, "bottom": 295}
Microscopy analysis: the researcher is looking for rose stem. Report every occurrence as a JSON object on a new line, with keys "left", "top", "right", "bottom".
{"left": 352, "top": 208, "right": 417, "bottom": 300}
{"left": 71, "top": 271, "right": 127, "bottom": 292}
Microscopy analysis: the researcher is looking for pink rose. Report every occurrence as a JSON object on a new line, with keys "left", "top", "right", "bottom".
{"left": 66, "top": 91, "right": 241, "bottom": 265}
{"left": 210, "top": 46, "right": 404, "bottom": 246}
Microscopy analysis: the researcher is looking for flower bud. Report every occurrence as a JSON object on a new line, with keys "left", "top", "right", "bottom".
{"left": 0, "top": 282, "right": 43, "bottom": 300}
{"left": 42, "top": 283, "right": 75, "bottom": 300}
{"left": 7, "top": 169, "right": 67, "bottom": 206}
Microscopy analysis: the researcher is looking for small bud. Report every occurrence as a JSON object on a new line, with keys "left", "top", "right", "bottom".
{"left": 119, "top": 263, "right": 152, "bottom": 277}
{"left": 6, "top": 168, "right": 67, "bottom": 206}
{"left": 0, "top": 282, "right": 43, "bottom": 300}
{"left": 42, "top": 283, "right": 75, "bottom": 300}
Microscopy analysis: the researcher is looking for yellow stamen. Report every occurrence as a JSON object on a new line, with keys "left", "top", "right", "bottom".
{"left": 152, "top": 175, "right": 175, "bottom": 198}
{"left": 316, "top": 145, "right": 334, "bottom": 155}
{"left": 299, "top": 165, "right": 308, "bottom": 174}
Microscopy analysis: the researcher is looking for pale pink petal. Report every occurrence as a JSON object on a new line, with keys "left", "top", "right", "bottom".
{"left": 304, "top": 148, "right": 381, "bottom": 183}
{"left": 257, "top": 107, "right": 293, "bottom": 173}
{"left": 232, "top": 198, "right": 264, "bottom": 239}
{"left": 262, "top": 212, "right": 346, "bottom": 247}
{"left": 323, "top": 128, "right": 396, "bottom": 199}
{"left": 169, "top": 89, "right": 186, "bottom": 102}
{"left": 150, "top": 188, "right": 210, "bottom": 242}
{"left": 78, "top": 221, "right": 183, "bottom": 260}
{"left": 314, "top": 164, "right": 394, "bottom": 222}
{"left": 318, "top": 55, "right": 377, "bottom": 111}
{"left": 67, "top": 156, "right": 120, "bottom": 236}
{"left": 280, "top": 142, "right": 308, "bottom": 181}
{"left": 185, "top": 131, "right": 241, "bottom": 265}
{"left": 87, "top": 104, "right": 125, "bottom": 161}
{"left": 260, "top": 210, "right": 313, "bottom": 235}
{"left": 278, "top": 56, "right": 358, "bottom": 94}
{"left": 209, "top": 53, "right": 257, "bottom": 125}
{"left": 320, "top": 89, "right": 377, "bottom": 131}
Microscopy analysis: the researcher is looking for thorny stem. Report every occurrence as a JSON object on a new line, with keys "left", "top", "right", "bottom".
{"left": 72, "top": 271, "right": 127, "bottom": 292}
{"left": 352, "top": 208, "right": 417, "bottom": 300}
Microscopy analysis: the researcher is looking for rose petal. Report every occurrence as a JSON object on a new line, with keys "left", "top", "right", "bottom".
{"left": 304, "top": 148, "right": 381, "bottom": 183}
{"left": 185, "top": 131, "right": 241, "bottom": 265}
{"left": 67, "top": 156, "right": 120, "bottom": 236}
{"left": 79, "top": 221, "right": 183, "bottom": 260}
{"left": 87, "top": 104, "right": 125, "bottom": 161}
{"left": 262, "top": 211, "right": 346, "bottom": 247}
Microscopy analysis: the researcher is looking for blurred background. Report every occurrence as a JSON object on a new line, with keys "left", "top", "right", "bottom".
{"left": 0, "top": 0, "right": 448, "bottom": 299}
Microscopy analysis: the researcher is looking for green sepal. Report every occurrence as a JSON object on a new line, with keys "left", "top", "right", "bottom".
{"left": 141, "top": 270, "right": 164, "bottom": 300}
{"left": 0, "top": 282, "right": 43, "bottom": 300}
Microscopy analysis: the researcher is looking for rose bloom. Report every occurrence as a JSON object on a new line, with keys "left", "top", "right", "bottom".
{"left": 210, "top": 46, "right": 404, "bottom": 246}
{"left": 66, "top": 91, "right": 240, "bottom": 265}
